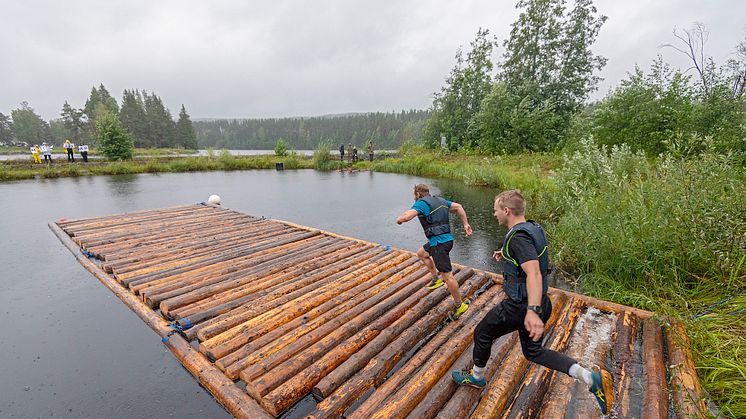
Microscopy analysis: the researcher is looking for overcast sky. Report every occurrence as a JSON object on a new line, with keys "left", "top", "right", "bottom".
{"left": 1, "top": 0, "right": 744, "bottom": 121}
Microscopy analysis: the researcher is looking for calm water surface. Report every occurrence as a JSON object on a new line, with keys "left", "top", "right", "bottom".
{"left": 0, "top": 169, "right": 510, "bottom": 418}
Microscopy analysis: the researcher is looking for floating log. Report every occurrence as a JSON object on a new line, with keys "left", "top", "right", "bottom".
{"left": 666, "top": 320, "right": 707, "bottom": 418}
{"left": 643, "top": 317, "right": 668, "bottom": 419}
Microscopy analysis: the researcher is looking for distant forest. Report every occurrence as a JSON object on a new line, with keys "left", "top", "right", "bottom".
{"left": 194, "top": 110, "right": 430, "bottom": 150}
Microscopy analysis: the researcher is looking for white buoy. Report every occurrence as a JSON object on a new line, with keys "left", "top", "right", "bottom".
{"left": 208, "top": 194, "right": 221, "bottom": 205}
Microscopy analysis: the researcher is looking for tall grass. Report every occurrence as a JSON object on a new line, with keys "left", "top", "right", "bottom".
{"left": 313, "top": 141, "right": 343, "bottom": 170}
{"left": 543, "top": 138, "right": 746, "bottom": 417}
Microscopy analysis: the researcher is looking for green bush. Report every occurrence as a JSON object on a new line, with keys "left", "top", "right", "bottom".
{"left": 275, "top": 139, "right": 288, "bottom": 157}
{"left": 313, "top": 140, "right": 340, "bottom": 170}
{"left": 95, "top": 112, "right": 134, "bottom": 160}
{"left": 543, "top": 138, "right": 746, "bottom": 416}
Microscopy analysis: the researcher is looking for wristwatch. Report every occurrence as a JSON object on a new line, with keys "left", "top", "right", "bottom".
{"left": 527, "top": 305, "right": 543, "bottom": 315}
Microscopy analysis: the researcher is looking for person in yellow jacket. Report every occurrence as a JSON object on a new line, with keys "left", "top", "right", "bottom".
{"left": 30, "top": 145, "right": 42, "bottom": 164}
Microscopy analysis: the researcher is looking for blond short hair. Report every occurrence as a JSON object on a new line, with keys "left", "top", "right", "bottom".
{"left": 414, "top": 184, "right": 431, "bottom": 196}
{"left": 495, "top": 189, "right": 525, "bottom": 216}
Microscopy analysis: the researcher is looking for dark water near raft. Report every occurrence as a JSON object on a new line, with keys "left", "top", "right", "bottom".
{"left": 0, "top": 169, "right": 528, "bottom": 418}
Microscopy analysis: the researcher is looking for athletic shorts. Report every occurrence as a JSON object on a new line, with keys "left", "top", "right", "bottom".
{"left": 423, "top": 240, "right": 453, "bottom": 273}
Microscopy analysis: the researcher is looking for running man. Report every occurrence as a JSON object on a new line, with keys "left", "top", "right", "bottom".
{"left": 396, "top": 184, "right": 473, "bottom": 320}
{"left": 451, "top": 189, "right": 614, "bottom": 414}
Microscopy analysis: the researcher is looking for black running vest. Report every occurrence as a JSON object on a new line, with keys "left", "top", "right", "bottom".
{"left": 501, "top": 220, "right": 550, "bottom": 302}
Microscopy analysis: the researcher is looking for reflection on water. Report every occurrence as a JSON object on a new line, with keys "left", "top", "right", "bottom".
{"left": 0, "top": 169, "right": 552, "bottom": 418}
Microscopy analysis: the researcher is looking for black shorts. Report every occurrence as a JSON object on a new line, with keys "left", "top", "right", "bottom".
{"left": 423, "top": 240, "right": 453, "bottom": 273}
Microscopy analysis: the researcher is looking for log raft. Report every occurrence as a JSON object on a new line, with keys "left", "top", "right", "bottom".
{"left": 50, "top": 203, "right": 706, "bottom": 418}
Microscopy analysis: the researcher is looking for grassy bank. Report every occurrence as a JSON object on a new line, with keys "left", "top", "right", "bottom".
{"left": 0, "top": 152, "right": 312, "bottom": 181}
{"left": 0, "top": 147, "right": 199, "bottom": 156}
{"left": 357, "top": 143, "right": 744, "bottom": 416}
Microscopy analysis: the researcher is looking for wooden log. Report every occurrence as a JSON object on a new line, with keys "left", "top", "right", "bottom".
{"left": 93, "top": 218, "right": 279, "bottom": 259}
{"left": 180, "top": 248, "right": 395, "bottom": 341}
{"left": 58, "top": 204, "right": 199, "bottom": 228}
{"left": 257, "top": 270, "right": 481, "bottom": 418}
{"left": 192, "top": 251, "right": 405, "bottom": 343}
{"left": 665, "top": 320, "right": 707, "bottom": 419}
{"left": 468, "top": 296, "right": 578, "bottom": 418}
{"left": 98, "top": 219, "right": 282, "bottom": 263}
{"left": 642, "top": 317, "right": 668, "bottom": 419}
{"left": 79, "top": 211, "right": 250, "bottom": 248}
{"left": 242, "top": 268, "right": 465, "bottom": 412}
{"left": 309, "top": 269, "right": 482, "bottom": 401}
{"left": 171, "top": 245, "right": 378, "bottom": 325}
{"left": 201, "top": 252, "right": 413, "bottom": 360}
{"left": 61, "top": 205, "right": 212, "bottom": 233}
{"left": 219, "top": 264, "right": 426, "bottom": 380}
{"left": 233, "top": 264, "right": 430, "bottom": 382}
{"left": 150, "top": 238, "right": 352, "bottom": 309}
{"left": 418, "top": 335, "right": 517, "bottom": 419}
{"left": 348, "top": 285, "right": 504, "bottom": 418}
{"left": 608, "top": 311, "right": 642, "bottom": 418}
{"left": 48, "top": 222, "right": 272, "bottom": 419}
{"left": 129, "top": 234, "right": 332, "bottom": 296}
{"left": 104, "top": 222, "right": 287, "bottom": 273}
{"left": 123, "top": 231, "right": 323, "bottom": 288}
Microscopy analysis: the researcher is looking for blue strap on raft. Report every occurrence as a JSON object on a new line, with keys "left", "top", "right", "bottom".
{"left": 161, "top": 319, "right": 194, "bottom": 342}
{"left": 80, "top": 249, "right": 95, "bottom": 258}
{"left": 693, "top": 291, "right": 746, "bottom": 319}
{"left": 376, "top": 244, "right": 391, "bottom": 251}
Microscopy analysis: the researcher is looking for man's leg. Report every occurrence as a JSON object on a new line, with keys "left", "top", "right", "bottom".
{"left": 416, "top": 245, "right": 438, "bottom": 278}
{"left": 452, "top": 299, "right": 519, "bottom": 387}
{"left": 518, "top": 296, "right": 614, "bottom": 414}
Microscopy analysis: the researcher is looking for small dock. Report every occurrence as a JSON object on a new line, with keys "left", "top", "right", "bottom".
{"left": 50, "top": 203, "right": 707, "bottom": 418}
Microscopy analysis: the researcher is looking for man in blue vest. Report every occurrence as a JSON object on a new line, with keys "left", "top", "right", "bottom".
{"left": 451, "top": 189, "right": 614, "bottom": 415}
{"left": 396, "top": 184, "right": 473, "bottom": 320}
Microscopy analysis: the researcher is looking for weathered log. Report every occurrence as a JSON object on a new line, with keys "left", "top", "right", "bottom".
{"left": 170, "top": 245, "right": 378, "bottom": 325}
{"left": 261, "top": 271, "right": 482, "bottom": 418}
{"left": 233, "top": 263, "right": 428, "bottom": 381}
{"left": 102, "top": 219, "right": 280, "bottom": 271}
{"left": 642, "top": 317, "right": 668, "bottom": 419}
{"left": 242, "top": 269, "right": 465, "bottom": 415}
{"left": 151, "top": 239, "right": 353, "bottom": 309}
{"left": 349, "top": 285, "right": 504, "bottom": 418}
{"left": 219, "top": 264, "right": 426, "bottom": 380}
{"left": 193, "top": 251, "right": 406, "bottom": 343}
{"left": 309, "top": 269, "right": 480, "bottom": 402}
{"left": 608, "top": 311, "right": 642, "bottom": 418}
{"left": 665, "top": 320, "right": 707, "bottom": 419}
{"left": 200, "top": 253, "right": 416, "bottom": 360}
{"left": 122, "top": 230, "right": 322, "bottom": 286}
{"left": 180, "top": 248, "right": 395, "bottom": 341}
{"left": 420, "top": 335, "right": 517, "bottom": 419}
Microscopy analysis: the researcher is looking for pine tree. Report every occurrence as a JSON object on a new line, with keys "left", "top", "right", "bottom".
{"left": 10, "top": 102, "right": 50, "bottom": 144}
{"left": 175, "top": 105, "right": 198, "bottom": 149}
{"left": 120, "top": 89, "right": 148, "bottom": 147}
{"left": 61, "top": 101, "right": 87, "bottom": 143}
{"left": 0, "top": 112, "right": 13, "bottom": 143}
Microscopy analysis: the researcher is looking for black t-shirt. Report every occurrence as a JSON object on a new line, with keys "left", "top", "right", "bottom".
{"left": 506, "top": 231, "right": 538, "bottom": 266}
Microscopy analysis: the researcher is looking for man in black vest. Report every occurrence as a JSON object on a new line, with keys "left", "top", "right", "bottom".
{"left": 397, "top": 184, "right": 473, "bottom": 320}
{"left": 451, "top": 189, "right": 614, "bottom": 415}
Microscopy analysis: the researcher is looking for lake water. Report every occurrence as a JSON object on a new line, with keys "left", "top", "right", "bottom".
{"left": 0, "top": 169, "right": 512, "bottom": 418}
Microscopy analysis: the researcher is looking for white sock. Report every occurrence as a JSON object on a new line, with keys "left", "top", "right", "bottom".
{"left": 569, "top": 364, "right": 594, "bottom": 387}
{"left": 471, "top": 365, "right": 486, "bottom": 380}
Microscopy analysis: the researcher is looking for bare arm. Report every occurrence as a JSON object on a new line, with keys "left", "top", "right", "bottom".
{"left": 521, "top": 259, "right": 544, "bottom": 341}
{"left": 448, "top": 202, "right": 472, "bottom": 236}
{"left": 396, "top": 209, "right": 419, "bottom": 225}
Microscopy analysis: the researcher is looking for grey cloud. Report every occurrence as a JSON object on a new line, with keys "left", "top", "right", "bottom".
{"left": 1, "top": 0, "right": 743, "bottom": 120}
